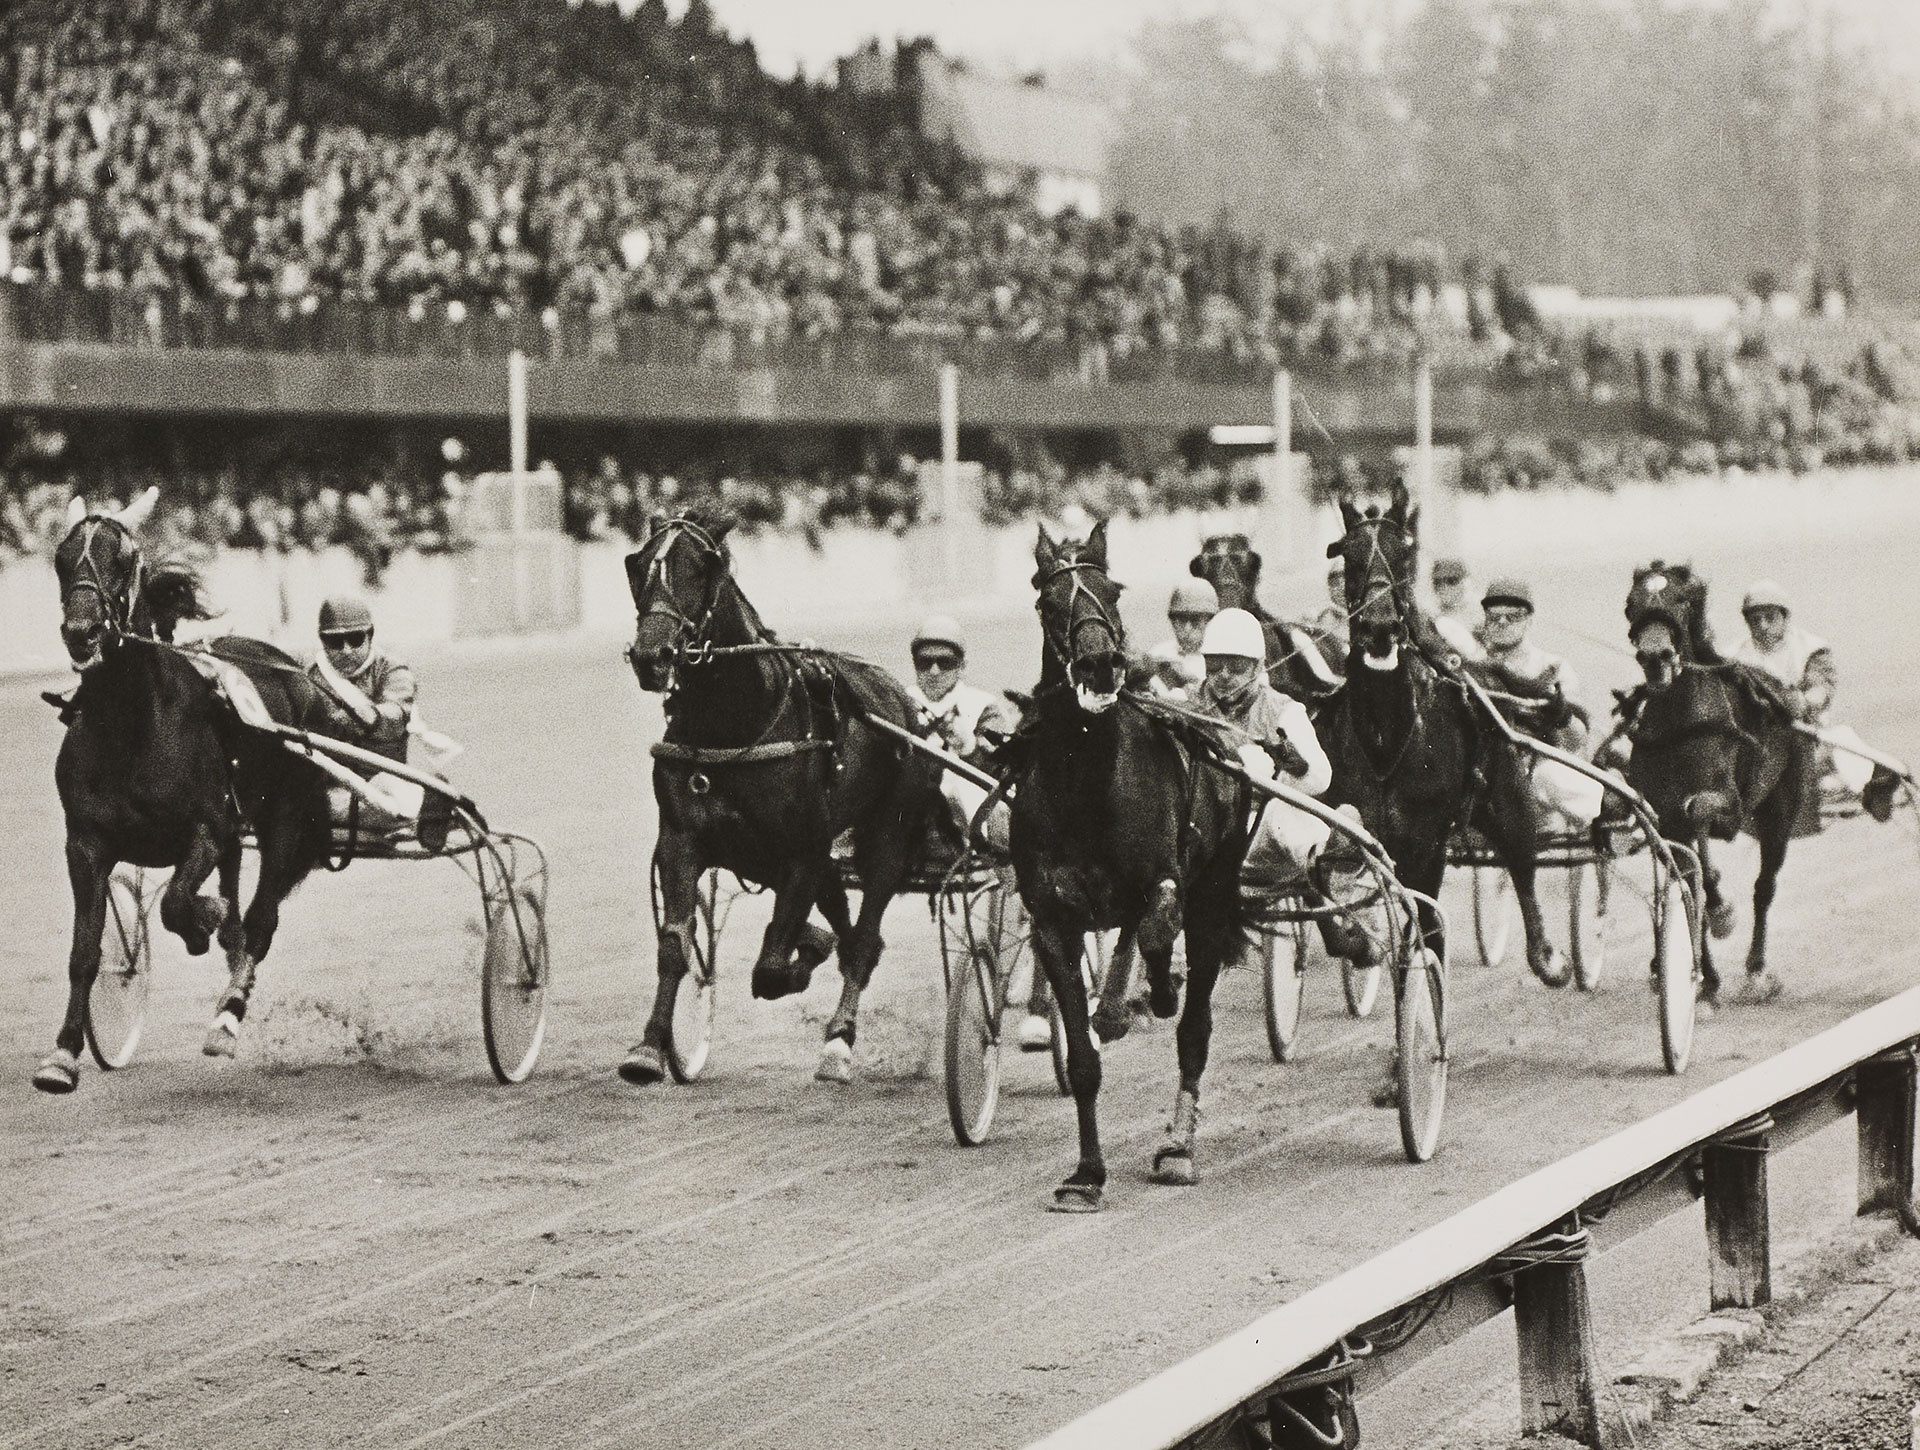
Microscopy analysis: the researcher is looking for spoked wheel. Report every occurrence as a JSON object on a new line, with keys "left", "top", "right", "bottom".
{"left": 1051, "top": 931, "right": 1108, "bottom": 1096}
{"left": 85, "top": 867, "right": 154, "bottom": 1071}
{"left": 1395, "top": 947, "right": 1448, "bottom": 1163}
{"left": 1569, "top": 858, "right": 1611, "bottom": 992}
{"left": 666, "top": 869, "right": 721, "bottom": 1084}
{"left": 944, "top": 946, "right": 1004, "bottom": 1146}
{"left": 1262, "top": 921, "right": 1309, "bottom": 1063}
{"left": 1654, "top": 869, "right": 1701, "bottom": 1075}
{"left": 1472, "top": 866, "right": 1516, "bottom": 968}
{"left": 482, "top": 879, "right": 549, "bottom": 1084}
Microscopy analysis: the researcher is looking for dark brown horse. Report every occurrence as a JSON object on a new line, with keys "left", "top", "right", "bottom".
{"left": 1189, "top": 533, "right": 1343, "bottom": 700}
{"left": 34, "top": 495, "right": 332, "bottom": 1092}
{"left": 1319, "top": 483, "right": 1567, "bottom": 989}
{"left": 1621, "top": 562, "right": 1811, "bottom": 1002}
{"left": 618, "top": 512, "right": 940, "bottom": 1087}
{"left": 1009, "top": 521, "right": 1249, "bottom": 1210}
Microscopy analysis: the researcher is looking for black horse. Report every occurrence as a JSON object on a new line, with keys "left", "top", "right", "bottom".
{"left": 1009, "top": 521, "right": 1248, "bottom": 1211}
{"left": 34, "top": 495, "right": 332, "bottom": 1092}
{"left": 1189, "top": 533, "right": 1343, "bottom": 701}
{"left": 618, "top": 512, "right": 941, "bottom": 1087}
{"left": 1320, "top": 482, "right": 1567, "bottom": 990}
{"left": 1620, "top": 562, "right": 1811, "bottom": 1001}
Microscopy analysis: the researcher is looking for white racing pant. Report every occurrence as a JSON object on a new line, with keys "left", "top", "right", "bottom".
{"left": 943, "top": 775, "right": 1011, "bottom": 855}
{"left": 327, "top": 773, "right": 425, "bottom": 832}
{"left": 1243, "top": 799, "right": 1332, "bottom": 892}
{"left": 1530, "top": 757, "right": 1604, "bottom": 831}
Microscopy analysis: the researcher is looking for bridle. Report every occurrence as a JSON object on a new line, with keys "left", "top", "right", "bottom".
{"left": 1035, "top": 556, "right": 1125, "bottom": 673}
{"left": 630, "top": 518, "right": 734, "bottom": 668}
{"left": 60, "top": 516, "right": 145, "bottom": 644}
{"left": 1345, "top": 516, "right": 1411, "bottom": 638}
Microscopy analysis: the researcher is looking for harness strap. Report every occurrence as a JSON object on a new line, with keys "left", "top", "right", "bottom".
{"left": 650, "top": 739, "right": 833, "bottom": 765}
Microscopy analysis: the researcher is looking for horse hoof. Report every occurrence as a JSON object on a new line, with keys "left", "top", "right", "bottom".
{"left": 1706, "top": 902, "right": 1737, "bottom": 941}
{"left": 1150, "top": 1149, "right": 1197, "bottom": 1187}
{"left": 1017, "top": 1013, "right": 1053, "bottom": 1052}
{"left": 617, "top": 1045, "right": 666, "bottom": 1085}
{"left": 1048, "top": 1182, "right": 1103, "bottom": 1213}
{"left": 1147, "top": 979, "right": 1179, "bottom": 1019}
{"left": 1369, "top": 1076, "right": 1400, "bottom": 1110}
{"left": 814, "top": 1037, "right": 854, "bottom": 1085}
{"left": 1737, "top": 971, "right": 1783, "bottom": 1005}
{"left": 32, "top": 1050, "right": 80, "bottom": 1094}
{"left": 1531, "top": 946, "right": 1571, "bottom": 990}
{"left": 751, "top": 964, "right": 805, "bottom": 1001}
{"left": 1090, "top": 1003, "right": 1130, "bottom": 1044}
{"left": 202, "top": 1010, "right": 241, "bottom": 1059}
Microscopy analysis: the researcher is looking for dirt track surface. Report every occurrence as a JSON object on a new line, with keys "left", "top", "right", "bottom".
{"left": 5, "top": 509, "right": 1920, "bottom": 1449}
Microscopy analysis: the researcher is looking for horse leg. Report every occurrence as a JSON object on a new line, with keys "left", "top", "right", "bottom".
{"left": 1474, "top": 756, "right": 1568, "bottom": 989}
{"left": 1739, "top": 795, "right": 1794, "bottom": 1002}
{"left": 749, "top": 856, "right": 832, "bottom": 1003}
{"left": 1151, "top": 903, "right": 1231, "bottom": 1186}
{"left": 1035, "top": 913, "right": 1106, "bottom": 1212}
{"left": 619, "top": 834, "right": 699, "bottom": 1085}
{"left": 1091, "top": 928, "right": 1141, "bottom": 1043}
{"left": 159, "top": 825, "right": 226, "bottom": 958}
{"left": 33, "top": 839, "right": 112, "bottom": 1093}
{"left": 205, "top": 815, "right": 308, "bottom": 1058}
{"left": 1691, "top": 834, "right": 1722, "bottom": 1004}
{"left": 1133, "top": 876, "right": 1184, "bottom": 1019}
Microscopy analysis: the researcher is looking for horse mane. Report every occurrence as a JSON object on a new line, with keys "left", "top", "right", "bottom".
{"left": 145, "top": 563, "right": 216, "bottom": 644}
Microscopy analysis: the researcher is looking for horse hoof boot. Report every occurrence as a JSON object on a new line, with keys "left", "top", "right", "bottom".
{"left": 202, "top": 1010, "right": 241, "bottom": 1059}
{"left": 617, "top": 1044, "right": 666, "bottom": 1085}
{"left": 1048, "top": 1182, "right": 1103, "bottom": 1213}
{"left": 32, "top": 1049, "right": 80, "bottom": 1094}
{"left": 1017, "top": 1013, "right": 1053, "bottom": 1052}
{"left": 814, "top": 1036, "right": 854, "bottom": 1085}
{"left": 1090, "top": 1000, "right": 1130, "bottom": 1044}
{"left": 1863, "top": 767, "right": 1901, "bottom": 824}
{"left": 751, "top": 962, "right": 804, "bottom": 1001}
{"left": 1531, "top": 945, "right": 1571, "bottom": 990}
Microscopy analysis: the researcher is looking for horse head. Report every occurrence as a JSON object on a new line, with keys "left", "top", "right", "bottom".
{"left": 1625, "top": 561, "right": 1711, "bottom": 692}
{"left": 624, "top": 510, "right": 738, "bottom": 692}
{"left": 1330, "top": 476, "right": 1419, "bottom": 672}
{"left": 54, "top": 488, "right": 159, "bottom": 669}
{"left": 1189, "top": 533, "right": 1262, "bottom": 612}
{"left": 1033, "top": 519, "right": 1126, "bottom": 712}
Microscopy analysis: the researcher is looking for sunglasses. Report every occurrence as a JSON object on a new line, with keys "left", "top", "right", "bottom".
{"left": 1483, "top": 609, "right": 1529, "bottom": 626}
{"left": 1169, "top": 612, "right": 1212, "bottom": 626}
{"left": 914, "top": 654, "right": 961, "bottom": 672}
{"left": 322, "top": 629, "right": 371, "bottom": 648}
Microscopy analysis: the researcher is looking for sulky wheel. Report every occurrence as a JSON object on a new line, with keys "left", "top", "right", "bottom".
{"left": 666, "top": 869, "right": 721, "bottom": 1084}
{"left": 85, "top": 867, "right": 154, "bottom": 1071}
{"left": 1341, "top": 952, "right": 1381, "bottom": 1019}
{"left": 1395, "top": 946, "right": 1448, "bottom": 1164}
{"left": 482, "top": 881, "right": 549, "bottom": 1084}
{"left": 1262, "top": 920, "right": 1309, "bottom": 1063}
{"left": 1654, "top": 868, "right": 1701, "bottom": 1076}
{"left": 1569, "top": 858, "right": 1611, "bottom": 992}
{"left": 1471, "top": 866, "right": 1517, "bottom": 968}
{"left": 944, "top": 946, "right": 1004, "bottom": 1146}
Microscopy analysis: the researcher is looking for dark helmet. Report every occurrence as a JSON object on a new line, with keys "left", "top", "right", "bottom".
{"left": 318, "top": 596, "right": 374, "bottom": 635}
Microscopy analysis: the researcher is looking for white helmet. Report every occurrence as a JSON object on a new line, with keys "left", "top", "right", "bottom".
{"left": 1199, "top": 608, "right": 1265, "bottom": 661}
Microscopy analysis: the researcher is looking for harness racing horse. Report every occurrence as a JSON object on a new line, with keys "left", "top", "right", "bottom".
{"left": 1010, "top": 522, "right": 1249, "bottom": 1210}
{"left": 35, "top": 493, "right": 333, "bottom": 1092}
{"left": 1621, "top": 563, "right": 1811, "bottom": 1002}
{"left": 1189, "top": 533, "right": 1343, "bottom": 700}
{"left": 619, "top": 512, "right": 941, "bottom": 1087}
{"left": 1321, "top": 483, "right": 1568, "bottom": 992}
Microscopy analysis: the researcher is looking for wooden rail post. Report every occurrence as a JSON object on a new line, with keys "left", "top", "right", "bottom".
{"left": 1856, "top": 1043, "right": 1918, "bottom": 1220}
{"left": 1510, "top": 1232, "right": 1601, "bottom": 1446}
{"left": 1703, "top": 1116, "right": 1772, "bottom": 1309}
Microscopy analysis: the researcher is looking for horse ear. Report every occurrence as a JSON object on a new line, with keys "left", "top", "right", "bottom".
{"left": 1083, "top": 518, "right": 1109, "bottom": 568}
{"left": 1188, "top": 553, "right": 1206, "bottom": 578}
{"left": 66, "top": 496, "right": 88, "bottom": 527}
{"left": 1326, "top": 540, "right": 1345, "bottom": 560}
{"left": 1034, "top": 522, "right": 1058, "bottom": 565}
{"left": 113, "top": 486, "right": 159, "bottom": 531}
{"left": 1245, "top": 549, "right": 1263, "bottom": 579}
{"left": 1338, "top": 497, "right": 1361, "bottom": 533}
{"left": 708, "top": 516, "right": 736, "bottom": 545}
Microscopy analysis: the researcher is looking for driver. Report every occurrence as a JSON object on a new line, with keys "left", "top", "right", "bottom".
{"left": 907, "top": 616, "right": 1019, "bottom": 849}
{"left": 1732, "top": 580, "right": 1899, "bottom": 820}
{"left": 1198, "top": 609, "right": 1333, "bottom": 893}
{"left": 1140, "top": 579, "right": 1218, "bottom": 700}
{"left": 307, "top": 597, "right": 438, "bottom": 840}
{"left": 1475, "top": 578, "right": 1604, "bottom": 831}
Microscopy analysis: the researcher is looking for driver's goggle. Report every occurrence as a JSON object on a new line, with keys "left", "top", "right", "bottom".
{"left": 322, "top": 629, "right": 370, "bottom": 649}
